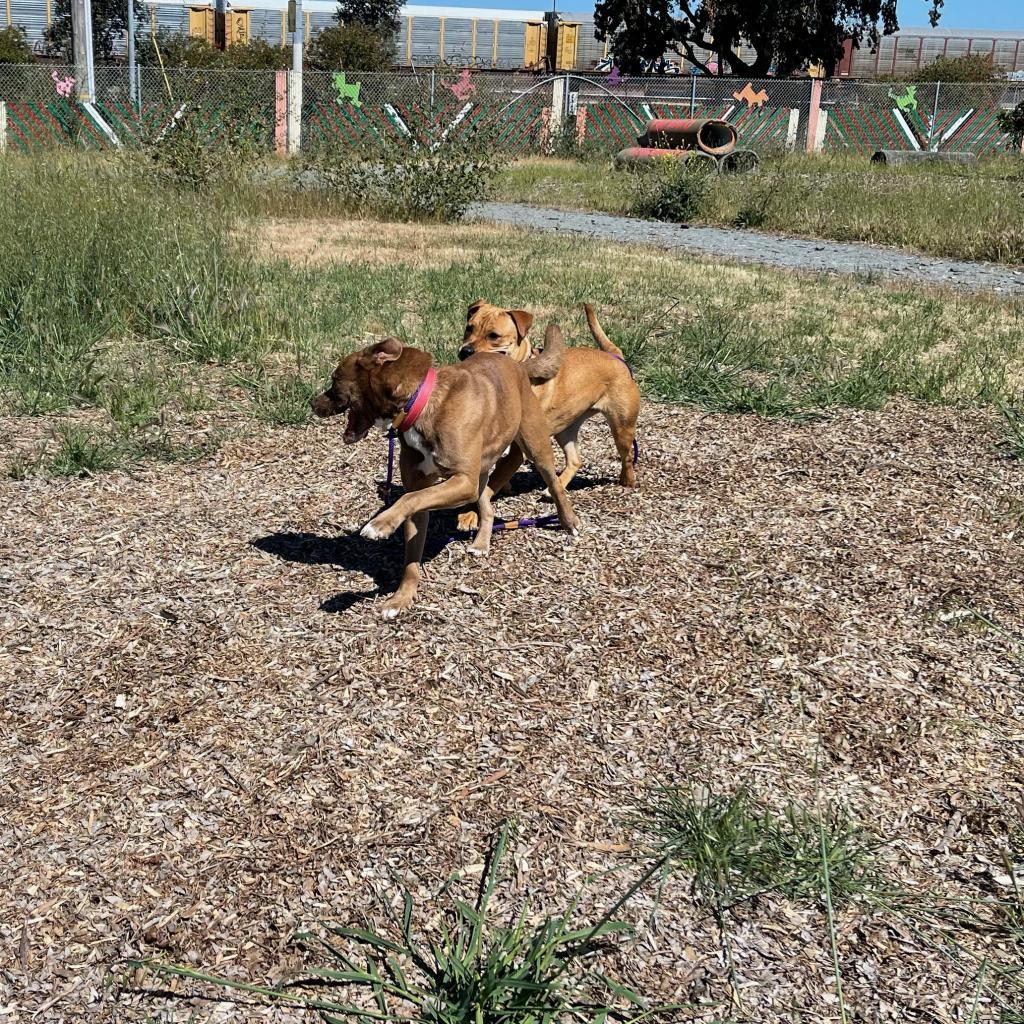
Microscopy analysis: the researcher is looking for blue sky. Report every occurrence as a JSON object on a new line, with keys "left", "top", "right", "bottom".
{"left": 441, "top": 0, "right": 1024, "bottom": 31}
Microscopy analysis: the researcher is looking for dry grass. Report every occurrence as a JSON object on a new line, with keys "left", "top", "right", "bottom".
{"left": 2, "top": 400, "right": 1024, "bottom": 1020}
{"left": 254, "top": 217, "right": 517, "bottom": 269}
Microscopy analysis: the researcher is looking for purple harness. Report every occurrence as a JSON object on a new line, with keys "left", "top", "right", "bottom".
{"left": 380, "top": 352, "right": 639, "bottom": 532}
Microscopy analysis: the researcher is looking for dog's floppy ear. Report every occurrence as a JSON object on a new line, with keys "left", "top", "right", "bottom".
{"left": 466, "top": 299, "right": 486, "bottom": 321}
{"left": 507, "top": 310, "right": 534, "bottom": 340}
{"left": 371, "top": 337, "right": 403, "bottom": 365}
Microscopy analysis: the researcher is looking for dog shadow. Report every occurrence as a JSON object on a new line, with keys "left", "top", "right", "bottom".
{"left": 252, "top": 518, "right": 455, "bottom": 614}
{"left": 253, "top": 473, "right": 616, "bottom": 614}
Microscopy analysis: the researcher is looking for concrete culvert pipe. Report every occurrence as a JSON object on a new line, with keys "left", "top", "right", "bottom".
{"left": 718, "top": 149, "right": 760, "bottom": 174}
{"left": 644, "top": 118, "right": 738, "bottom": 156}
{"left": 871, "top": 149, "right": 979, "bottom": 167}
{"left": 615, "top": 147, "right": 719, "bottom": 171}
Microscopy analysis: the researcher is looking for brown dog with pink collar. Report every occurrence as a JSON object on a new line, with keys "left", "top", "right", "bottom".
{"left": 311, "top": 329, "right": 580, "bottom": 618}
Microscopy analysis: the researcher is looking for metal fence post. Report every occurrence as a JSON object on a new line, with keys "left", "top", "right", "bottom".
{"left": 72, "top": 0, "right": 96, "bottom": 103}
{"left": 0, "top": 102, "right": 6, "bottom": 153}
{"left": 689, "top": 73, "right": 696, "bottom": 117}
{"left": 287, "top": 0, "right": 303, "bottom": 153}
{"left": 429, "top": 68, "right": 435, "bottom": 109}
{"left": 927, "top": 80, "right": 941, "bottom": 151}
{"left": 127, "top": 0, "right": 137, "bottom": 108}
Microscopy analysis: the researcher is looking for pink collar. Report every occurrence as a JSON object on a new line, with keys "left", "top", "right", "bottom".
{"left": 395, "top": 367, "right": 437, "bottom": 433}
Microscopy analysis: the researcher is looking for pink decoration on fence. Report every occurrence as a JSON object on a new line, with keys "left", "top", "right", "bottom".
{"left": 52, "top": 71, "right": 75, "bottom": 99}
{"left": 608, "top": 66, "right": 621, "bottom": 85}
{"left": 446, "top": 69, "right": 476, "bottom": 101}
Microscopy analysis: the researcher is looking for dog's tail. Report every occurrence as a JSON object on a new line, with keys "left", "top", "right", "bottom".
{"left": 584, "top": 303, "right": 626, "bottom": 358}
{"left": 525, "top": 323, "right": 566, "bottom": 383}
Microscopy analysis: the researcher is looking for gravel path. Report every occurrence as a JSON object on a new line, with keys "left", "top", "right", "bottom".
{"left": 470, "top": 202, "right": 1024, "bottom": 295}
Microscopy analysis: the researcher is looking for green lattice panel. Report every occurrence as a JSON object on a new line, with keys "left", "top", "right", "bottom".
{"left": 824, "top": 106, "right": 904, "bottom": 152}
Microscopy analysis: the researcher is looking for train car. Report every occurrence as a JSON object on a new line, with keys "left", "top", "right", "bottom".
{"left": 838, "top": 27, "right": 1024, "bottom": 77}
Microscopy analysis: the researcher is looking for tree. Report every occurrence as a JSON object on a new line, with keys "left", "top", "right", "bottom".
{"left": 307, "top": 22, "right": 392, "bottom": 71}
{"left": 0, "top": 25, "right": 36, "bottom": 63}
{"left": 45, "top": 0, "right": 145, "bottom": 62}
{"left": 593, "top": 0, "right": 943, "bottom": 78}
{"left": 335, "top": 0, "right": 400, "bottom": 37}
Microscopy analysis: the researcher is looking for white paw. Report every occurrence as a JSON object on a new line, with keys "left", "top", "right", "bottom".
{"left": 381, "top": 606, "right": 401, "bottom": 619}
{"left": 467, "top": 545, "right": 489, "bottom": 558}
{"left": 361, "top": 522, "right": 385, "bottom": 540}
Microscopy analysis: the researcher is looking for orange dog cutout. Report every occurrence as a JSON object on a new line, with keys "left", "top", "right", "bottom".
{"left": 733, "top": 82, "right": 769, "bottom": 108}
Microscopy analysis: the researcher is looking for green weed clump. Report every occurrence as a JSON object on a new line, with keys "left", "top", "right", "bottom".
{"left": 629, "top": 158, "right": 714, "bottom": 223}
{"left": 635, "top": 783, "right": 881, "bottom": 908}
{"left": 134, "top": 823, "right": 681, "bottom": 1023}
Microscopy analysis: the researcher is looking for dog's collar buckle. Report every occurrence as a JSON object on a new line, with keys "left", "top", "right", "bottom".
{"left": 394, "top": 367, "right": 437, "bottom": 433}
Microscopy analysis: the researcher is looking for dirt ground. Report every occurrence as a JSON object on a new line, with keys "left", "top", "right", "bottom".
{"left": 2, "top": 401, "right": 1023, "bottom": 1021}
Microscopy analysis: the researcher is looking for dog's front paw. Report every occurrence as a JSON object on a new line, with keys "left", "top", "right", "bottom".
{"left": 361, "top": 513, "right": 399, "bottom": 540}
{"left": 456, "top": 510, "right": 479, "bottom": 532}
{"left": 467, "top": 539, "right": 490, "bottom": 557}
{"left": 380, "top": 594, "right": 412, "bottom": 618}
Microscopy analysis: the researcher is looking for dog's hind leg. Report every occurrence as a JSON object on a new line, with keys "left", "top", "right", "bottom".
{"left": 554, "top": 416, "right": 588, "bottom": 491}
{"left": 516, "top": 406, "right": 580, "bottom": 535}
{"left": 601, "top": 392, "right": 640, "bottom": 488}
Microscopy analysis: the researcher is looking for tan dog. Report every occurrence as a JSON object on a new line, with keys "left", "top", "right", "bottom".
{"left": 456, "top": 301, "right": 640, "bottom": 527}
{"left": 311, "top": 330, "right": 580, "bottom": 618}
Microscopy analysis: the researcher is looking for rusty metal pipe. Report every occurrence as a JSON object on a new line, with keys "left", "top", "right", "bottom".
{"left": 614, "top": 147, "right": 718, "bottom": 170}
{"left": 642, "top": 118, "right": 738, "bottom": 156}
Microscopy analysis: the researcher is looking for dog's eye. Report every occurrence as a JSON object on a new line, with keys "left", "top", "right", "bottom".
{"left": 487, "top": 332, "right": 499, "bottom": 340}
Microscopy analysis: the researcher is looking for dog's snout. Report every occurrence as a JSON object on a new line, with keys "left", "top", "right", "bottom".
{"left": 310, "top": 393, "right": 332, "bottom": 417}
{"left": 458, "top": 345, "right": 474, "bottom": 361}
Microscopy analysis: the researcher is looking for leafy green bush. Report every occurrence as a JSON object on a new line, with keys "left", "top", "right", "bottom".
{"left": 629, "top": 158, "right": 714, "bottom": 223}
{"left": 0, "top": 25, "right": 35, "bottom": 63}
{"left": 910, "top": 54, "right": 1002, "bottom": 82}
{"left": 307, "top": 21, "right": 393, "bottom": 70}
{"left": 310, "top": 133, "right": 498, "bottom": 221}
{"left": 998, "top": 102, "right": 1024, "bottom": 151}
{"left": 143, "top": 101, "right": 264, "bottom": 191}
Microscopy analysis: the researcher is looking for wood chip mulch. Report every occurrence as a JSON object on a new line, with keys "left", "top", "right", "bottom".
{"left": 1, "top": 401, "right": 1022, "bottom": 1022}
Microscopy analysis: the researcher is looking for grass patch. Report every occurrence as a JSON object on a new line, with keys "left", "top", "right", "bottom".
{"left": 5, "top": 151, "right": 1024, "bottom": 480}
{"left": 7, "top": 421, "right": 220, "bottom": 480}
{"left": 46, "top": 423, "right": 126, "bottom": 477}
{"left": 998, "top": 406, "right": 1024, "bottom": 459}
{"left": 133, "top": 823, "right": 680, "bottom": 1022}
{"left": 494, "top": 153, "right": 1024, "bottom": 265}
{"left": 237, "top": 366, "right": 320, "bottom": 426}
{"left": 636, "top": 783, "right": 881, "bottom": 908}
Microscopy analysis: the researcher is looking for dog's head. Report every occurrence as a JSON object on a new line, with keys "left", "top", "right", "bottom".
{"left": 311, "top": 338, "right": 430, "bottom": 444}
{"left": 458, "top": 300, "right": 534, "bottom": 363}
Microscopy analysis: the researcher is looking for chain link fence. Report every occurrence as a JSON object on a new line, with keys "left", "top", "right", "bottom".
{"left": 822, "top": 79, "right": 1024, "bottom": 154}
{"left": 1, "top": 64, "right": 1022, "bottom": 156}
{"left": 300, "top": 70, "right": 553, "bottom": 154}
